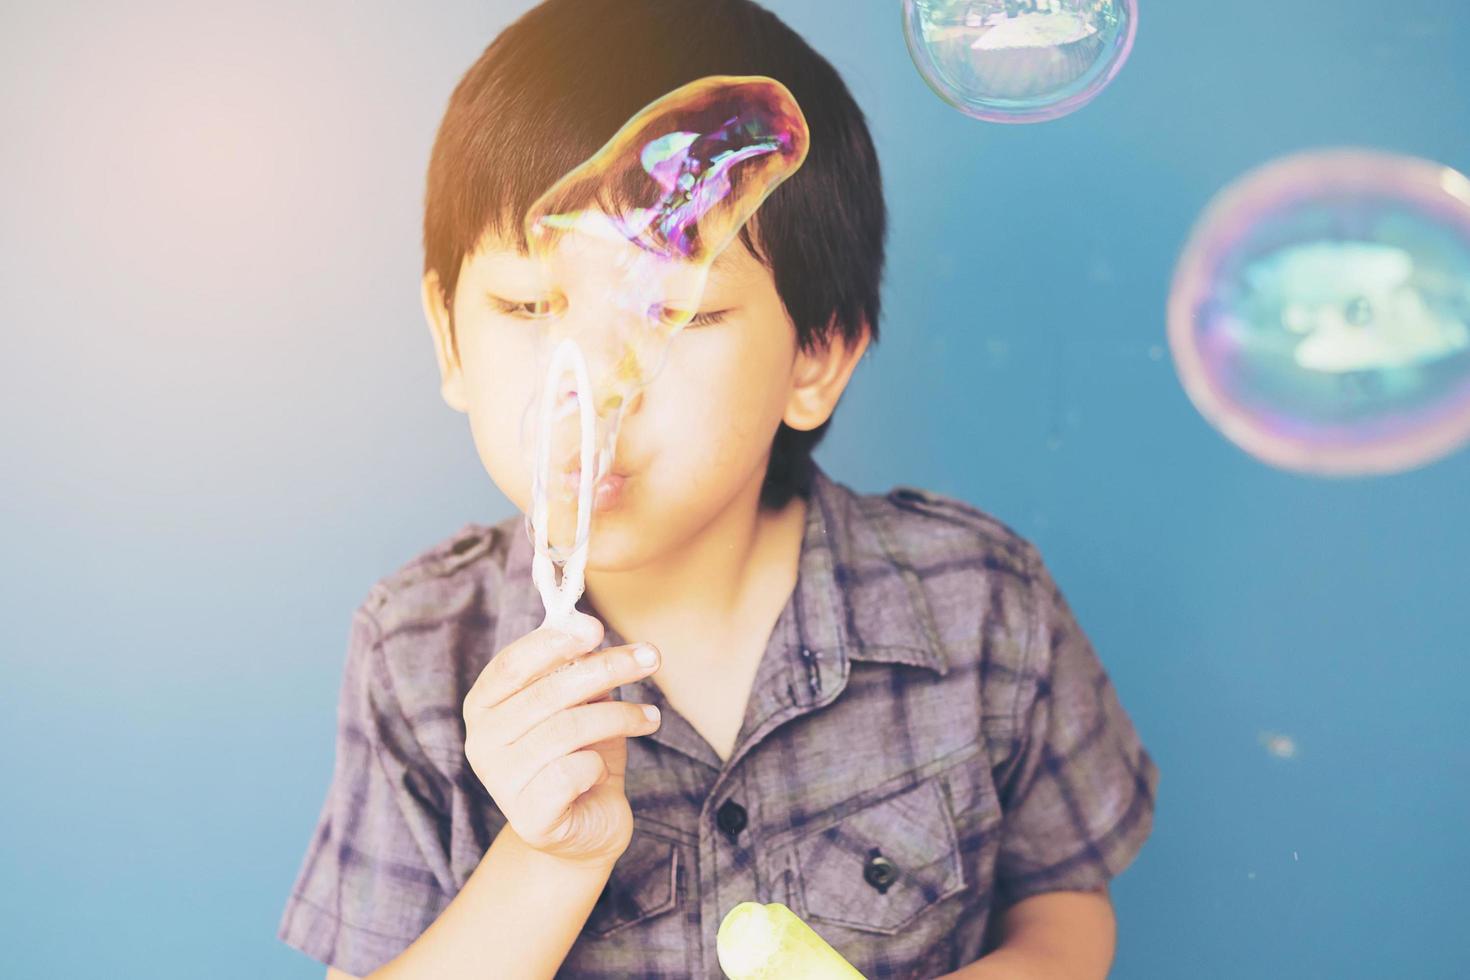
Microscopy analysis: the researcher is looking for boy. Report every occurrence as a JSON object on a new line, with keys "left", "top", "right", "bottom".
{"left": 276, "top": 0, "right": 1159, "bottom": 977}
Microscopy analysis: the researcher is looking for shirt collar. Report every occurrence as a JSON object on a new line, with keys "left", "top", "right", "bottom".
{"left": 802, "top": 463, "right": 951, "bottom": 678}
{"left": 493, "top": 463, "right": 951, "bottom": 696}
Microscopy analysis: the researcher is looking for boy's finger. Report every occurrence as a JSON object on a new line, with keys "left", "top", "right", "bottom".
{"left": 494, "top": 642, "right": 659, "bottom": 743}
{"left": 464, "top": 613, "right": 603, "bottom": 713}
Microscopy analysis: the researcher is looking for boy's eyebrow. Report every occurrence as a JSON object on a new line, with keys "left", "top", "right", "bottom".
{"left": 481, "top": 250, "right": 534, "bottom": 271}
{"left": 483, "top": 243, "right": 745, "bottom": 277}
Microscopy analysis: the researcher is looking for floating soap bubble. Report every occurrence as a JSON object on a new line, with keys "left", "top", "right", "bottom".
{"left": 516, "top": 76, "right": 809, "bottom": 625}
{"left": 1167, "top": 149, "right": 1470, "bottom": 475}
{"left": 901, "top": 0, "right": 1137, "bottom": 123}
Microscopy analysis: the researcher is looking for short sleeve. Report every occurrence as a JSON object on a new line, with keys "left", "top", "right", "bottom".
{"left": 277, "top": 602, "right": 456, "bottom": 976}
{"left": 991, "top": 550, "right": 1161, "bottom": 907}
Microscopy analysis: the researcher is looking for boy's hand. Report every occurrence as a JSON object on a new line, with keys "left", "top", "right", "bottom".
{"left": 462, "top": 611, "right": 662, "bottom": 868}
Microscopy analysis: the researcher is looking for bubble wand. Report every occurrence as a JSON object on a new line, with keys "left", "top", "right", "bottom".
{"left": 530, "top": 337, "right": 598, "bottom": 633}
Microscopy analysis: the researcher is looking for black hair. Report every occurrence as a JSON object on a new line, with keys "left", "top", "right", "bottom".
{"left": 422, "top": 0, "right": 886, "bottom": 508}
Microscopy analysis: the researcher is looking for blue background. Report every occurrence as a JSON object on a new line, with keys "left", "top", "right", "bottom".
{"left": 3, "top": 1, "right": 1467, "bottom": 977}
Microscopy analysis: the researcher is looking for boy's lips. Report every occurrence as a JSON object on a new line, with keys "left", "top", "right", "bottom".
{"left": 562, "top": 469, "right": 627, "bottom": 512}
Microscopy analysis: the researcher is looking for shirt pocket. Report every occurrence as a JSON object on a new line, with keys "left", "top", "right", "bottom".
{"left": 788, "top": 775, "right": 968, "bottom": 936}
{"left": 583, "top": 827, "right": 681, "bottom": 938}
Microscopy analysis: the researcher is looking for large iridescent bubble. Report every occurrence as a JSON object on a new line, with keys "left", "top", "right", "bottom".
{"left": 517, "top": 75, "right": 809, "bottom": 625}
{"left": 1167, "top": 149, "right": 1470, "bottom": 476}
{"left": 902, "top": 0, "right": 1137, "bottom": 124}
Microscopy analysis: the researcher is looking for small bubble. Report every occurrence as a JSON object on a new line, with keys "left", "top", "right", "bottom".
{"left": 903, "top": 0, "right": 1138, "bottom": 124}
{"left": 1147, "top": 344, "right": 1164, "bottom": 361}
{"left": 1258, "top": 730, "right": 1298, "bottom": 759}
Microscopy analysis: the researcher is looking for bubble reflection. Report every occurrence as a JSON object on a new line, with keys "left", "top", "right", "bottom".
{"left": 1168, "top": 149, "right": 1470, "bottom": 475}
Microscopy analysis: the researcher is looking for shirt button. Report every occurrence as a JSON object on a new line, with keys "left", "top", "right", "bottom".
{"left": 863, "top": 850, "right": 899, "bottom": 894}
{"left": 716, "top": 800, "right": 747, "bottom": 841}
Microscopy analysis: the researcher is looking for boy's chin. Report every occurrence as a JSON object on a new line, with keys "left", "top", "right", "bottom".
{"left": 581, "top": 517, "right": 663, "bottom": 574}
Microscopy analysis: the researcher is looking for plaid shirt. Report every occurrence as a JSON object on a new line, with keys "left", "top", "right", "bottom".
{"left": 277, "top": 465, "right": 1159, "bottom": 979}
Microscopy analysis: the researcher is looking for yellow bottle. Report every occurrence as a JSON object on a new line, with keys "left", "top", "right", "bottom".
{"left": 717, "top": 902, "right": 867, "bottom": 979}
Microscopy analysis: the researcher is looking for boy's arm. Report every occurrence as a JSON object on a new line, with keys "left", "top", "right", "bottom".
{"left": 355, "top": 823, "right": 617, "bottom": 979}
{"left": 936, "top": 885, "right": 1116, "bottom": 980}
{"left": 944, "top": 544, "right": 1155, "bottom": 980}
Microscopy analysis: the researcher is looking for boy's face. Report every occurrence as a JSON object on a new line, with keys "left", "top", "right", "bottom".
{"left": 422, "top": 224, "right": 867, "bottom": 573}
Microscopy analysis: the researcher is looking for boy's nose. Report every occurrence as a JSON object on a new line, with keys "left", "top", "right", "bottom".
{"left": 550, "top": 385, "right": 646, "bottom": 470}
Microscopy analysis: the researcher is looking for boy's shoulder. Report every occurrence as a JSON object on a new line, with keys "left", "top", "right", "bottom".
{"left": 343, "top": 516, "right": 527, "bottom": 753}
{"left": 356, "top": 516, "right": 520, "bottom": 633}
{"left": 854, "top": 480, "right": 1038, "bottom": 581}
{"left": 822, "top": 476, "right": 1050, "bottom": 733}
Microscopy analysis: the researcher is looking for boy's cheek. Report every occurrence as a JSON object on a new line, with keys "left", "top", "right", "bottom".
{"left": 462, "top": 398, "right": 536, "bottom": 510}
{"left": 453, "top": 334, "right": 778, "bottom": 518}
{"left": 661, "top": 362, "right": 788, "bottom": 458}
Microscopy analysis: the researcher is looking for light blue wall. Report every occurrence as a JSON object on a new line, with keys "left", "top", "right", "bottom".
{"left": 2, "top": 1, "right": 1466, "bottom": 977}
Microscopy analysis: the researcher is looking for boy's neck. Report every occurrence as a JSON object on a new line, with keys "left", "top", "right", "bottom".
{"left": 582, "top": 470, "right": 808, "bottom": 666}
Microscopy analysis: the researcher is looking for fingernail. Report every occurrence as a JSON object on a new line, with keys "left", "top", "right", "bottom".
{"left": 634, "top": 643, "right": 658, "bottom": 668}
{"left": 642, "top": 704, "right": 660, "bottom": 722}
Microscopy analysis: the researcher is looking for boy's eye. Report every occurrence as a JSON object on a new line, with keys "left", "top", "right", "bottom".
{"left": 491, "top": 295, "right": 727, "bottom": 328}
{"left": 490, "top": 295, "right": 563, "bottom": 319}
{"left": 652, "top": 304, "right": 728, "bottom": 328}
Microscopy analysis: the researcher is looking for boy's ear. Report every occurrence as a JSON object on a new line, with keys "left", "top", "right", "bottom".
{"left": 421, "top": 270, "right": 468, "bottom": 413}
{"left": 783, "top": 318, "right": 871, "bottom": 432}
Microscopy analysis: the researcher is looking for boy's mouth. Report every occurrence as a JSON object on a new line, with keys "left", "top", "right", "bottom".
{"left": 562, "top": 469, "right": 626, "bottom": 512}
